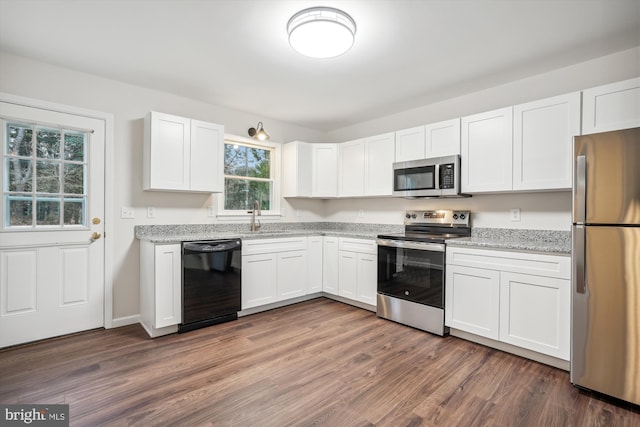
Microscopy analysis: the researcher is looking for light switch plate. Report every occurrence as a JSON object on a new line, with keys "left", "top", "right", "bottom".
{"left": 121, "top": 207, "right": 135, "bottom": 219}
{"left": 147, "top": 206, "right": 156, "bottom": 218}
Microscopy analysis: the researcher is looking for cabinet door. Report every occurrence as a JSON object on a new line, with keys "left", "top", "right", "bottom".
{"left": 461, "top": 107, "right": 513, "bottom": 193}
{"left": 154, "top": 244, "right": 182, "bottom": 328}
{"left": 190, "top": 119, "right": 224, "bottom": 192}
{"left": 364, "top": 132, "right": 395, "bottom": 196}
{"left": 425, "top": 118, "right": 460, "bottom": 157}
{"left": 356, "top": 253, "right": 377, "bottom": 305}
{"left": 277, "top": 251, "right": 308, "bottom": 300}
{"left": 338, "top": 139, "right": 365, "bottom": 197}
{"left": 513, "top": 93, "right": 580, "bottom": 191}
{"left": 445, "top": 265, "right": 500, "bottom": 339}
{"left": 582, "top": 77, "right": 640, "bottom": 134}
{"left": 282, "top": 141, "right": 312, "bottom": 197}
{"left": 145, "top": 112, "right": 190, "bottom": 191}
{"left": 312, "top": 144, "right": 338, "bottom": 197}
{"left": 322, "top": 237, "right": 339, "bottom": 295}
{"left": 307, "top": 236, "right": 323, "bottom": 293}
{"left": 499, "top": 272, "right": 570, "bottom": 360}
{"left": 242, "top": 253, "right": 277, "bottom": 309}
{"left": 338, "top": 251, "right": 357, "bottom": 299}
{"left": 395, "top": 126, "right": 425, "bottom": 162}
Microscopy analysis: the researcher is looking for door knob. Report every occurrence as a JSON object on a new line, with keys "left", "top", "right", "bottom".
{"left": 91, "top": 232, "right": 102, "bottom": 242}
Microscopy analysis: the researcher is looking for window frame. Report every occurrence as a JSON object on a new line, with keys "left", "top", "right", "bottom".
{"left": 217, "top": 134, "right": 281, "bottom": 218}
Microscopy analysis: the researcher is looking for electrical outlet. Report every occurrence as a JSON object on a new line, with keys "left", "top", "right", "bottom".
{"left": 510, "top": 208, "right": 521, "bottom": 222}
{"left": 147, "top": 206, "right": 156, "bottom": 218}
{"left": 358, "top": 209, "right": 365, "bottom": 218}
{"left": 121, "top": 207, "right": 135, "bottom": 219}
{"left": 207, "top": 206, "right": 216, "bottom": 217}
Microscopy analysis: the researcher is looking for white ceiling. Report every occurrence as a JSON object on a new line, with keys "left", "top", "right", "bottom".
{"left": 1, "top": 0, "right": 638, "bottom": 132}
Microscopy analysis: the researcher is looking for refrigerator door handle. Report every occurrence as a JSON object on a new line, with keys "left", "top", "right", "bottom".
{"left": 573, "top": 225, "right": 586, "bottom": 294}
{"left": 574, "top": 155, "right": 586, "bottom": 223}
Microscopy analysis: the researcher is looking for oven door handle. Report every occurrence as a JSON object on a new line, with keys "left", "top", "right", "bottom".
{"left": 376, "top": 238, "right": 445, "bottom": 252}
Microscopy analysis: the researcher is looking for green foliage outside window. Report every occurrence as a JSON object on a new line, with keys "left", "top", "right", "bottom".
{"left": 224, "top": 142, "right": 273, "bottom": 211}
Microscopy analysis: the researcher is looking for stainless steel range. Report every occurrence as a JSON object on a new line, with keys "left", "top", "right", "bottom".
{"left": 376, "top": 210, "right": 471, "bottom": 335}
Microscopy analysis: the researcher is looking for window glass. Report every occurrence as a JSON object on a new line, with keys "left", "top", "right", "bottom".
{"left": 2, "top": 121, "right": 88, "bottom": 229}
{"left": 222, "top": 140, "right": 276, "bottom": 213}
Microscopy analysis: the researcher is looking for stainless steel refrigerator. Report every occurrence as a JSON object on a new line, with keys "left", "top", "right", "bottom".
{"left": 572, "top": 127, "right": 640, "bottom": 405}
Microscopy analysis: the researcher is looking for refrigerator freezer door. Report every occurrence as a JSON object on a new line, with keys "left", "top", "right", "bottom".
{"left": 571, "top": 226, "right": 640, "bottom": 405}
{"left": 573, "top": 127, "right": 640, "bottom": 225}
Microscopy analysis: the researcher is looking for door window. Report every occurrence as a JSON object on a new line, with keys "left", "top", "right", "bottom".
{"left": 2, "top": 121, "right": 88, "bottom": 229}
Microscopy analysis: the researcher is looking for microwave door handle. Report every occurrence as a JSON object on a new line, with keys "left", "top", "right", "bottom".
{"left": 434, "top": 163, "right": 440, "bottom": 190}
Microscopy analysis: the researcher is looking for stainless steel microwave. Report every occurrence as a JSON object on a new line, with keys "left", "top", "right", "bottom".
{"left": 392, "top": 155, "right": 466, "bottom": 198}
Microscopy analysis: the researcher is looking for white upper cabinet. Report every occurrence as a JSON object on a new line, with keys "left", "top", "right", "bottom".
{"left": 282, "top": 141, "right": 312, "bottom": 197}
{"left": 338, "top": 139, "right": 365, "bottom": 197}
{"left": 312, "top": 143, "right": 338, "bottom": 197}
{"left": 190, "top": 119, "right": 225, "bottom": 192}
{"left": 425, "top": 118, "right": 461, "bottom": 157}
{"left": 461, "top": 107, "right": 513, "bottom": 193}
{"left": 395, "top": 126, "right": 425, "bottom": 162}
{"left": 582, "top": 77, "right": 640, "bottom": 134}
{"left": 144, "top": 111, "right": 224, "bottom": 193}
{"left": 395, "top": 119, "right": 460, "bottom": 162}
{"left": 513, "top": 92, "right": 581, "bottom": 191}
{"left": 364, "top": 132, "right": 395, "bottom": 196}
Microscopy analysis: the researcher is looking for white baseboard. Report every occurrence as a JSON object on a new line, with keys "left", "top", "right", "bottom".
{"left": 110, "top": 314, "right": 141, "bottom": 328}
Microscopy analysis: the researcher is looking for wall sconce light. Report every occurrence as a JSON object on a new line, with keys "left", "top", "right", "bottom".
{"left": 248, "top": 122, "right": 270, "bottom": 141}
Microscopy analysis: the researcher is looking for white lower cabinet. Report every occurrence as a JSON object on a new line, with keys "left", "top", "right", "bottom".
{"left": 242, "top": 253, "right": 278, "bottom": 309}
{"left": 338, "top": 238, "right": 377, "bottom": 306}
{"left": 241, "top": 237, "right": 308, "bottom": 310}
{"left": 140, "top": 241, "right": 182, "bottom": 337}
{"left": 307, "top": 236, "right": 323, "bottom": 293}
{"left": 446, "top": 246, "right": 570, "bottom": 361}
{"left": 446, "top": 265, "right": 500, "bottom": 340}
{"left": 322, "top": 236, "right": 339, "bottom": 295}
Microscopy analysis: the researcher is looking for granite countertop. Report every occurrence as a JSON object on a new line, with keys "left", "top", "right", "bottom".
{"left": 135, "top": 222, "right": 403, "bottom": 243}
{"left": 445, "top": 228, "right": 571, "bottom": 254}
{"left": 136, "top": 223, "right": 571, "bottom": 255}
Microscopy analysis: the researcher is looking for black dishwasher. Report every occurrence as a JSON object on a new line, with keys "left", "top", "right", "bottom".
{"left": 180, "top": 239, "right": 242, "bottom": 333}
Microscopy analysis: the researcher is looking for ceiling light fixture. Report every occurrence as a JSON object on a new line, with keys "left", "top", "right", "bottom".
{"left": 287, "top": 6, "right": 356, "bottom": 59}
{"left": 248, "top": 122, "right": 270, "bottom": 141}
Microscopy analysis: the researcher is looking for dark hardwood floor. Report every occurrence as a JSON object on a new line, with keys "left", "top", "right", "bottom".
{"left": 1, "top": 297, "right": 639, "bottom": 426}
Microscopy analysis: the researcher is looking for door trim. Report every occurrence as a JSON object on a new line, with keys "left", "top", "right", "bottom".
{"left": 1, "top": 92, "right": 115, "bottom": 328}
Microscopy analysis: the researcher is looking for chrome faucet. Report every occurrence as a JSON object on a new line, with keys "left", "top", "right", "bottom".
{"left": 250, "top": 200, "right": 261, "bottom": 232}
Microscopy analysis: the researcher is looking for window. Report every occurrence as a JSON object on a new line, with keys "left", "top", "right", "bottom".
{"left": 2, "top": 121, "right": 88, "bottom": 229}
{"left": 221, "top": 137, "right": 279, "bottom": 215}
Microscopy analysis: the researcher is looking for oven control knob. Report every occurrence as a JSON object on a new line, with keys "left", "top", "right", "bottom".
{"left": 453, "top": 214, "right": 459, "bottom": 220}
{"left": 411, "top": 213, "right": 417, "bottom": 219}
{"left": 405, "top": 213, "right": 411, "bottom": 219}
{"left": 404, "top": 290, "right": 409, "bottom": 296}
{"left": 460, "top": 213, "right": 466, "bottom": 220}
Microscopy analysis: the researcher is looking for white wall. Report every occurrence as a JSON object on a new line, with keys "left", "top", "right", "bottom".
{"left": 0, "top": 51, "right": 327, "bottom": 321}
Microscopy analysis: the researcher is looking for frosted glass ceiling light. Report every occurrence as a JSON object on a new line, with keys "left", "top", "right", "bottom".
{"left": 287, "top": 7, "right": 356, "bottom": 58}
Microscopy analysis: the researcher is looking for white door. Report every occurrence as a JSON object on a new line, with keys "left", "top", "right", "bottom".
{"left": 0, "top": 101, "right": 106, "bottom": 348}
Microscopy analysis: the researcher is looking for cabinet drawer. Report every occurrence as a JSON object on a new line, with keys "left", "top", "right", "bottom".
{"left": 446, "top": 246, "right": 570, "bottom": 279}
{"left": 242, "top": 237, "right": 308, "bottom": 255}
{"left": 339, "top": 237, "right": 377, "bottom": 254}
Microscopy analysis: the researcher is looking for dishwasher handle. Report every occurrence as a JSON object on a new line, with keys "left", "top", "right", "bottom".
{"left": 183, "top": 240, "right": 241, "bottom": 253}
